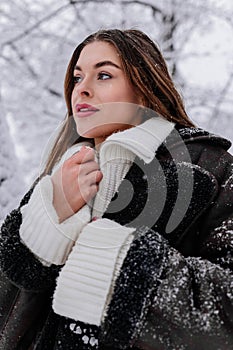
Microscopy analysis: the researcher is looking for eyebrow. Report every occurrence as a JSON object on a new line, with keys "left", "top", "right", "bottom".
{"left": 74, "top": 60, "right": 121, "bottom": 71}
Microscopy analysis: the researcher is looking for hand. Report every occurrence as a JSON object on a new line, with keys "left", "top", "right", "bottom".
{"left": 51, "top": 146, "right": 103, "bottom": 222}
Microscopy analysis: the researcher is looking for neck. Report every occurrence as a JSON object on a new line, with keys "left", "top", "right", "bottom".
{"left": 94, "top": 137, "right": 106, "bottom": 151}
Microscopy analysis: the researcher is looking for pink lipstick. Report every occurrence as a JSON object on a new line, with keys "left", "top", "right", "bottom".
{"left": 75, "top": 103, "right": 99, "bottom": 118}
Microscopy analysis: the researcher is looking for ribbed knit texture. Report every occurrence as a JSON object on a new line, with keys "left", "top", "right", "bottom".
{"left": 19, "top": 143, "right": 93, "bottom": 266}
{"left": 92, "top": 145, "right": 135, "bottom": 219}
{"left": 44, "top": 117, "right": 174, "bottom": 326}
{"left": 92, "top": 117, "right": 174, "bottom": 218}
{"left": 19, "top": 118, "right": 174, "bottom": 266}
{"left": 20, "top": 177, "right": 91, "bottom": 266}
{"left": 20, "top": 116, "right": 175, "bottom": 330}
{"left": 101, "top": 117, "right": 175, "bottom": 164}
{"left": 53, "top": 218, "right": 135, "bottom": 326}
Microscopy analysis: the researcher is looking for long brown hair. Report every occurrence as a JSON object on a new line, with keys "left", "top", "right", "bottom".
{"left": 43, "top": 29, "right": 195, "bottom": 176}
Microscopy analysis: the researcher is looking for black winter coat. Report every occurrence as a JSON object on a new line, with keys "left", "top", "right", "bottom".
{"left": 0, "top": 126, "right": 233, "bottom": 350}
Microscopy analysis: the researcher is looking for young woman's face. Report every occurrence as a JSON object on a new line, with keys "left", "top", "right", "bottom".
{"left": 71, "top": 41, "right": 142, "bottom": 145}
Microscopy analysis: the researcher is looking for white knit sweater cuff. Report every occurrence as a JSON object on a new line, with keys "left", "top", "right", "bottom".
{"left": 92, "top": 145, "right": 135, "bottom": 219}
{"left": 20, "top": 175, "right": 91, "bottom": 265}
{"left": 52, "top": 218, "right": 135, "bottom": 326}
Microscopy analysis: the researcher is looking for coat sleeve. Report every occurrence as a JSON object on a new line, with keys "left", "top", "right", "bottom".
{"left": 100, "top": 154, "right": 233, "bottom": 350}
{"left": 139, "top": 230, "right": 233, "bottom": 350}
{"left": 99, "top": 145, "right": 233, "bottom": 350}
{"left": 0, "top": 186, "right": 60, "bottom": 292}
{"left": 100, "top": 222, "right": 233, "bottom": 350}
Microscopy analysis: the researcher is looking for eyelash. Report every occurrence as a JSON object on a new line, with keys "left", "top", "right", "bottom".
{"left": 98, "top": 72, "right": 112, "bottom": 80}
{"left": 73, "top": 72, "right": 112, "bottom": 84}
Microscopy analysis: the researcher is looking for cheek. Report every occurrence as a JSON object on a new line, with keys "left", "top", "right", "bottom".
{"left": 98, "top": 85, "right": 116, "bottom": 102}
{"left": 101, "top": 102, "right": 141, "bottom": 126}
{"left": 118, "top": 85, "right": 139, "bottom": 104}
{"left": 99, "top": 83, "right": 131, "bottom": 103}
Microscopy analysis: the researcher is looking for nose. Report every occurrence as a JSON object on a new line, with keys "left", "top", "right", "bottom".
{"left": 74, "top": 78, "right": 93, "bottom": 98}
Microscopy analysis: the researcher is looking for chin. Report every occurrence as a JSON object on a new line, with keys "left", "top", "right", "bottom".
{"left": 76, "top": 122, "right": 135, "bottom": 143}
{"left": 76, "top": 129, "right": 101, "bottom": 140}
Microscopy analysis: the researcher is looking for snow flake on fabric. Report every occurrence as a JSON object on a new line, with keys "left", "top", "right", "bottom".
{"left": 139, "top": 247, "right": 233, "bottom": 349}
{"left": 68, "top": 320, "right": 99, "bottom": 348}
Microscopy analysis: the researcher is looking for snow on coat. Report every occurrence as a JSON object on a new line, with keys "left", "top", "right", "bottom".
{"left": 0, "top": 126, "right": 233, "bottom": 350}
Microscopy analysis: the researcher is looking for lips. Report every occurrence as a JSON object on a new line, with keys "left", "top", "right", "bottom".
{"left": 75, "top": 103, "right": 99, "bottom": 117}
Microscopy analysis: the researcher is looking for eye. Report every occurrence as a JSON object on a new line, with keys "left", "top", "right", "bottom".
{"left": 98, "top": 72, "right": 112, "bottom": 80}
{"left": 73, "top": 75, "right": 82, "bottom": 84}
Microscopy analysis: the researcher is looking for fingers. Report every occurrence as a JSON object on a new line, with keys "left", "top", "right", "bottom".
{"left": 79, "top": 171, "right": 103, "bottom": 203}
{"left": 80, "top": 183, "right": 99, "bottom": 204}
{"left": 71, "top": 146, "right": 95, "bottom": 164}
{"left": 65, "top": 146, "right": 101, "bottom": 178}
{"left": 79, "top": 160, "right": 100, "bottom": 176}
{"left": 94, "top": 170, "right": 103, "bottom": 184}
{"left": 78, "top": 170, "right": 103, "bottom": 188}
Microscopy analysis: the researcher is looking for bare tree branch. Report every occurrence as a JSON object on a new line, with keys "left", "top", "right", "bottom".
{"left": 70, "top": 0, "right": 163, "bottom": 15}
{"left": 46, "top": 87, "right": 63, "bottom": 98}
{"left": 10, "top": 43, "right": 38, "bottom": 79}
{"left": 1, "top": 3, "right": 71, "bottom": 47}
{"left": 121, "top": 0, "right": 162, "bottom": 15}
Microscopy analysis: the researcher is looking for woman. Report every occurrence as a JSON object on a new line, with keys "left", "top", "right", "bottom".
{"left": 0, "top": 29, "right": 232, "bottom": 350}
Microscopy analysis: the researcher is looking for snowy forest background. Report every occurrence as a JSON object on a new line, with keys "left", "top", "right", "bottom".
{"left": 1, "top": 0, "right": 233, "bottom": 221}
